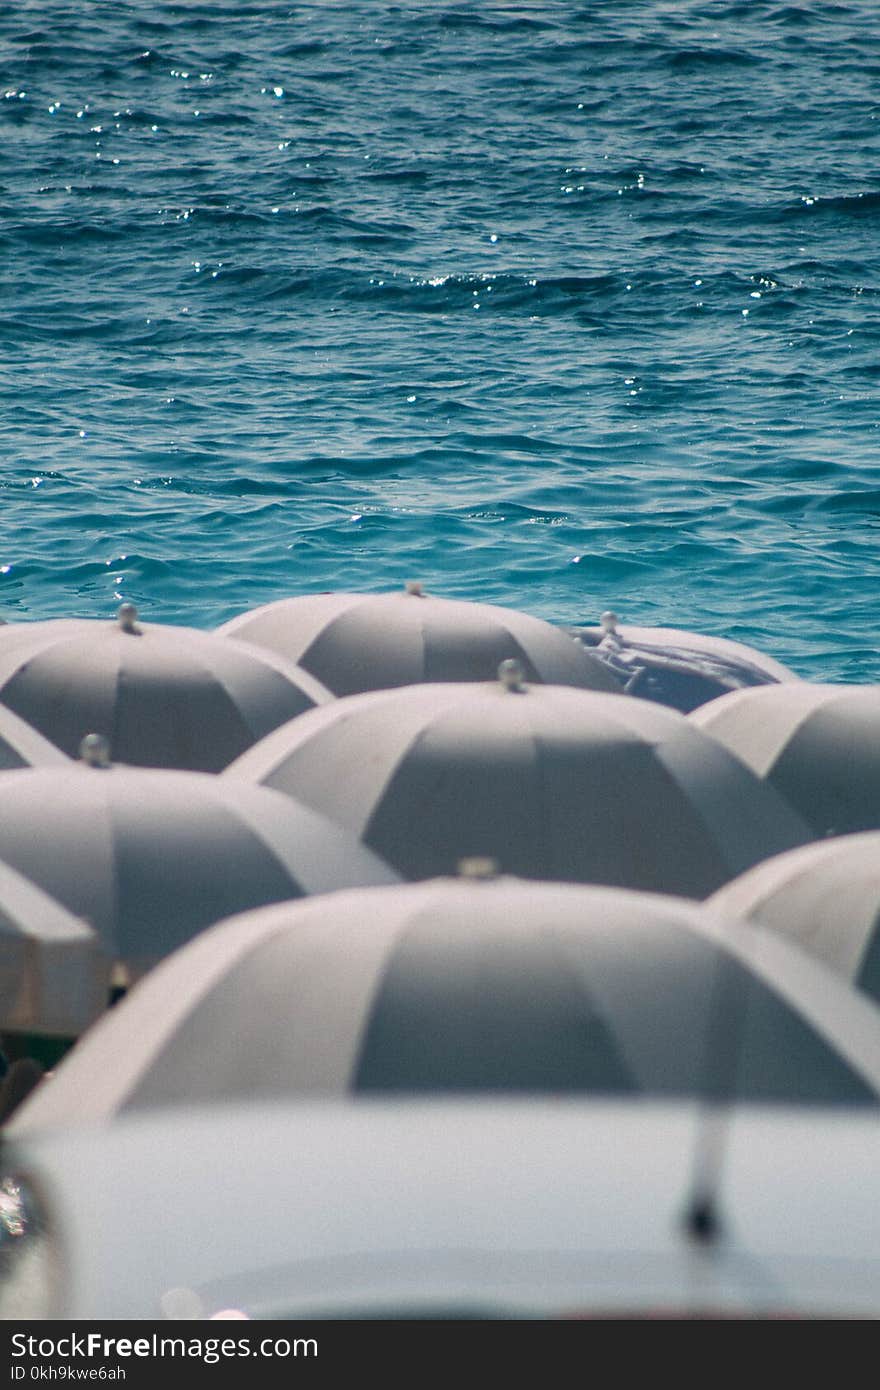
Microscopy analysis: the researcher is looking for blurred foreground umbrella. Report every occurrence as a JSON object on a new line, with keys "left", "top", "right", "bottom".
{"left": 11, "top": 877, "right": 880, "bottom": 1130}
{"left": 0, "top": 605, "right": 331, "bottom": 771}
{"left": 0, "top": 861, "right": 109, "bottom": 1037}
{"left": 572, "top": 611, "right": 798, "bottom": 713}
{"left": 0, "top": 705, "right": 69, "bottom": 771}
{"left": 710, "top": 833, "right": 880, "bottom": 1003}
{"left": 218, "top": 586, "right": 621, "bottom": 696}
{"left": 227, "top": 669, "right": 812, "bottom": 897}
{"left": 0, "top": 739, "right": 397, "bottom": 979}
{"left": 692, "top": 683, "right": 880, "bottom": 836}
{"left": 10, "top": 1099, "right": 880, "bottom": 1319}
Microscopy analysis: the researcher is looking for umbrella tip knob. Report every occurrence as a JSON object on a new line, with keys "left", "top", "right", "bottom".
{"left": 79, "top": 733, "right": 111, "bottom": 768}
{"left": 404, "top": 580, "right": 424, "bottom": 597}
{"left": 457, "top": 856, "right": 498, "bottom": 880}
{"left": 599, "top": 610, "right": 619, "bottom": 635}
{"left": 498, "top": 658, "right": 526, "bottom": 691}
{"left": 117, "top": 602, "right": 141, "bottom": 634}
{"left": 110, "top": 961, "right": 131, "bottom": 991}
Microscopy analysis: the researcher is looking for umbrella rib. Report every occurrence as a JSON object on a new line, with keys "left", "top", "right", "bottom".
{"left": 238, "top": 592, "right": 368, "bottom": 669}
{"left": 193, "top": 643, "right": 257, "bottom": 754}
{"left": 355, "top": 693, "right": 474, "bottom": 851}
{"left": 540, "top": 923, "right": 642, "bottom": 1095}
{"left": 701, "top": 917, "right": 880, "bottom": 1098}
{"left": 346, "top": 893, "right": 442, "bottom": 1091}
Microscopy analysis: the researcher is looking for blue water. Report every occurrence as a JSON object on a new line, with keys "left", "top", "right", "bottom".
{"left": 2, "top": 0, "right": 879, "bottom": 681}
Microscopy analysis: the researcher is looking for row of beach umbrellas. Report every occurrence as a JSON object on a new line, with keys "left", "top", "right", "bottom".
{"left": 12, "top": 877, "right": 880, "bottom": 1133}
{"left": 0, "top": 586, "right": 879, "bottom": 1127}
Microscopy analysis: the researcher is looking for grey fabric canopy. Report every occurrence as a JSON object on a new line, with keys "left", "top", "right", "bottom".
{"left": 709, "top": 833, "right": 880, "bottom": 1004}
{"left": 692, "top": 683, "right": 880, "bottom": 837}
{"left": 217, "top": 587, "right": 622, "bottom": 696}
{"left": 572, "top": 611, "right": 798, "bottom": 713}
{"left": 0, "top": 605, "right": 332, "bottom": 771}
{"left": 0, "top": 704, "right": 69, "bottom": 772}
{"left": 0, "top": 762, "right": 397, "bottom": 978}
{"left": 11, "top": 878, "right": 880, "bottom": 1131}
{"left": 227, "top": 678, "right": 813, "bottom": 897}
{"left": 0, "top": 861, "right": 109, "bottom": 1037}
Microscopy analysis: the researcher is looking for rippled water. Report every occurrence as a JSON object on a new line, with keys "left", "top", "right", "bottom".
{"left": 2, "top": 0, "right": 879, "bottom": 680}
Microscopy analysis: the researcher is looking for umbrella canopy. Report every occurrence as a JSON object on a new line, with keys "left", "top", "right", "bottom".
{"left": 0, "top": 704, "right": 69, "bottom": 772}
{"left": 11, "top": 877, "right": 880, "bottom": 1129}
{"left": 0, "top": 861, "right": 109, "bottom": 1037}
{"left": 691, "top": 683, "right": 880, "bottom": 837}
{"left": 709, "top": 832, "right": 880, "bottom": 1003}
{"left": 572, "top": 611, "right": 798, "bottom": 713}
{"left": 0, "top": 605, "right": 332, "bottom": 771}
{"left": 7, "top": 1099, "right": 880, "bottom": 1320}
{"left": 226, "top": 674, "right": 813, "bottom": 897}
{"left": 217, "top": 586, "right": 622, "bottom": 696}
{"left": 0, "top": 753, "right": 397, "bottom": 978}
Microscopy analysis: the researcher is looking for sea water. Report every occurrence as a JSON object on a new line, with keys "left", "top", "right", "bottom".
{"left": 1, "top": 0, "right": 878, "bottom": 682}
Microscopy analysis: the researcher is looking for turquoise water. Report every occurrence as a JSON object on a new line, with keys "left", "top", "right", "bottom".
{"left": 1, "top": 1, "right": 879, "bottom": 681}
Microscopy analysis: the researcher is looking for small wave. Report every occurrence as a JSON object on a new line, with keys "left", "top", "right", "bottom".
{"left": 362, "top": 167, "right": 432, "bottom": 188}
{"left": 0, "top": 312, "right": 139, "bottom": 344}
{"left": 666, "top": 46, "right": 761, "bottom": 70}
{"left": 785, "top": 190, "right": 880, "bottom": 218}
{"left": 133, "top": 475, "right": 284, "bottom": 500}
{"left": 766, "top": 6, "right": 814, "bottom": 24}
{"left": 810, "top": 490, "right": 880, "bottom": 515}
{"left": 278, "top": 40, "right": 329, "bottom": 58}
{"left": 349, "top": 271, "right": 628, "bottom": 318}
{"left": 447, "top": 501, "right": 570, "bottom": 525}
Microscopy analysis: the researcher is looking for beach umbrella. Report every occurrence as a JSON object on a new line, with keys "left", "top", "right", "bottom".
{"left": 0, "top": 605, "right": 332, "bottom": 771}
{"left": 0, "top": 741, "right": 398, "bottom": 979}
{"left": 691, "top": 683, "right": 880, "bottom": 837}
{"left": 11, "top": 877, "right": 880, "bottom": 1131}
{"left": 0, "top": 704, "right": 69, "bottom": 771}
{"left": 0, "top": 861, "right": 109, "bottom": 1037}
{"left": 217, "top": 585, "right": 621, "bottom": 696}
{"left": 709, "top": 833, "right": 880, "bottom": 1003}
{"left": 572, "top": 611, "right": 798, "bottom": 713}
{"left": 9, "top": 1099, "right": 880, "bottom": 1320}
{"left": 226, "top": 669, "right": 813, "bottom": 897}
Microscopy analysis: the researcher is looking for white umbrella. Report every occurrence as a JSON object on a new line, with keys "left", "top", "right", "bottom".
{"left": 709, "top": 832, "right": 880, "bottom": 1002}
{"left": 12, "top": 876, "right": 880, "bottom": 1128}
{"left": 227, "top": 671, "right": 813, "bottom": 897}
{"left": 0, "top": 861, "right": 109, "bottom": 1037}
{"left": 692, "top": 682, "right": 880, "bottom": 836}
{"left": 0, "top": 605, "right": 332, "bottom": 771}
{"left": 0, "top": 743, "right": 397, "bottom": 978}
{"left": 572, "top": 611, "right": 798, "bottom": 712}
{"left": 217, "top": 586, "right": 621, "bottom": 695}
{"left": 8, "top": 1098, "right": 880, "bottom": 1320}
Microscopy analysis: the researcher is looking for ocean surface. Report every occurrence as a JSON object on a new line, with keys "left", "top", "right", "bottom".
{"left": 1, "top": 0, "right": 879, "bottom": 682}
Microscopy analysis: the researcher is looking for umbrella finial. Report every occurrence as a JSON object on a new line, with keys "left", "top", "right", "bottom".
{"left": 110, "top": 961, "right": 131, "bottom": 990}
{"left": 498, "top": 658, "right": 526, "bottom": 691}
{"left": 404, "top": 580, "right": 425, "bottom": 597}
{"left": 79, "top": 733, "right": 111, "bottom": 768}
{"left": 117, "top": 602, "right": 141, "bottom": 635}
{"left": 598, "top": 610, "right": 624, "bottom": 651}
{"left": 457, "top": 856, "right": 498, "bottom": 880}
{"left": 109, "top": 960, "right": 131, "bottom": 1005}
